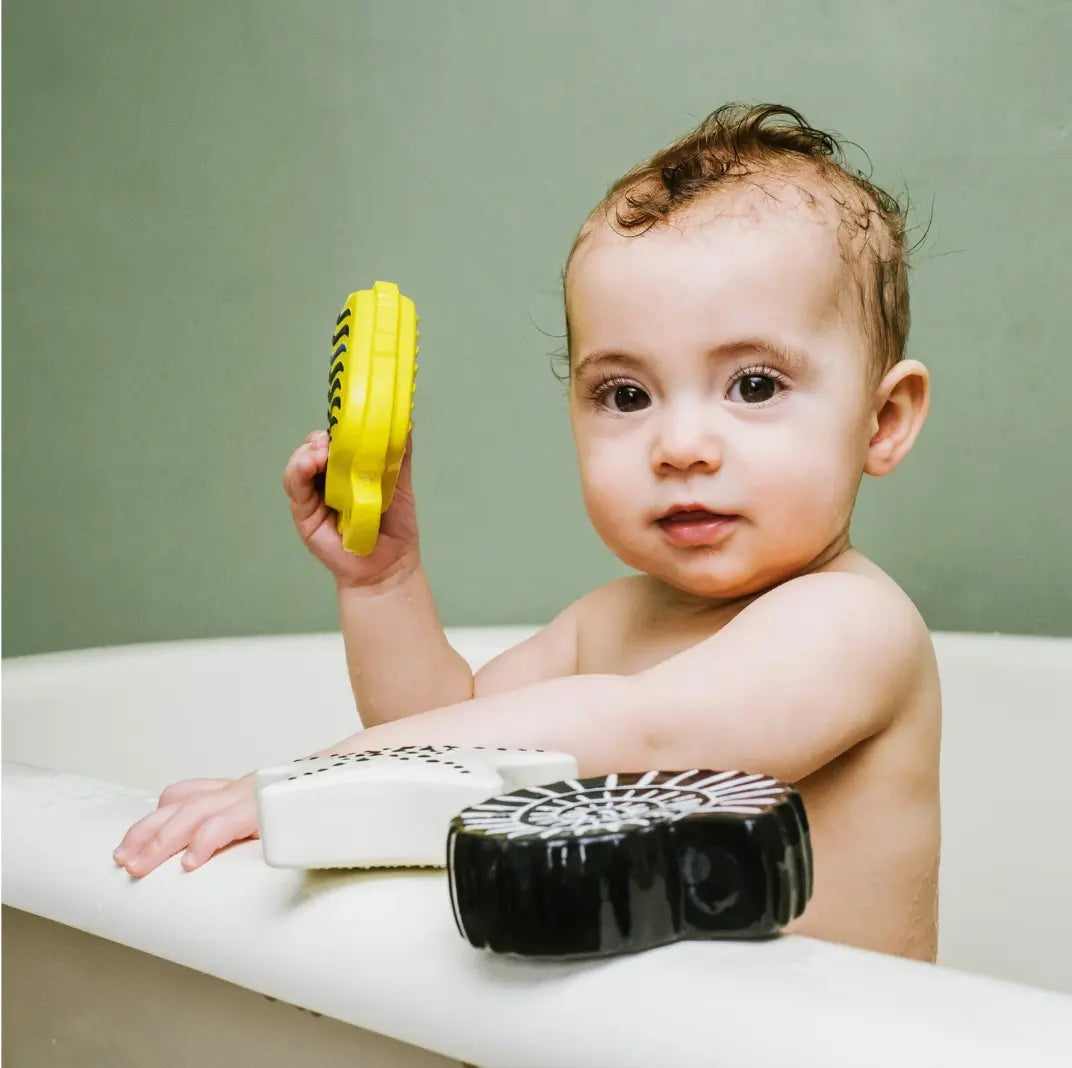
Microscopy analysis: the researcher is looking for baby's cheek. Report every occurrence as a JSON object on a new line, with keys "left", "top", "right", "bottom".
{"left": 584, "top": 480, "right": 633, "bottom": 537}
{"left": 752, "top": 448, "right": 844, "bottom": 528}
{"left": 579, "top": 450, "right": 630, "bottom": 506}
{"left": 581, "top": 471, "right": 651, "bottom": 562}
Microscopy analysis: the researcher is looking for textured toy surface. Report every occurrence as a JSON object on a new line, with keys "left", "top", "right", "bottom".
{"left": 447, "top": 769, "right": 812, "bottom": 958}
{"left": 253, "top": 745, "right": 578, "bottom": 869}
{"left": 324, "top": 281, "right": 418, "bottom": 555}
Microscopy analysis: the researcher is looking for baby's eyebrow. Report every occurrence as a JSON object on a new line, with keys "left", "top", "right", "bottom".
{"left": 574, "top": 338, "right": 810, "bottom": 377}
{"left": 711, "top": 337, "right": 812, "bottom": 370}
{"left": 573, "top": 350, "right": 648, "bottom": 377}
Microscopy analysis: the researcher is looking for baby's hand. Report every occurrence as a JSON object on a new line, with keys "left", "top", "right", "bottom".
{"left": 112, "top": 776, "right": 258, "bottom": 878}
{"left": 283, "top": 429, "right": 421, "bottom": 589}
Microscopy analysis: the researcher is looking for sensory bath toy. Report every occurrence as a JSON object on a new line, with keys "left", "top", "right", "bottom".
{"left": 447, "top": 769, "right": 812, "bottom": 959}
{"left": 253, "top": 745, "right": 578, "bottom": 869}
{"left": 324, "top": 281, "right": 418, "bottom": 555}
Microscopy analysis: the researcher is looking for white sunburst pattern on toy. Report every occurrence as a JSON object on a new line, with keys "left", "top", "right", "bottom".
{"left": 455, "top": 770, "right": 789, "bottom": 841}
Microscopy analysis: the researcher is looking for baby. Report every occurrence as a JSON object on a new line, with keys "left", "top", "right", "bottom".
{"left": 114, "top": 103, "right": 940, "bottom": 963}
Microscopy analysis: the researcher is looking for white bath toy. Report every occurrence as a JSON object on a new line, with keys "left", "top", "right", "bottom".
{"left": 253, "top": 745, "right": 578, "bottom": 869}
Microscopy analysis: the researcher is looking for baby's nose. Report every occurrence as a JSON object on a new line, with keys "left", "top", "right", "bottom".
{"left": 651, "top": 409, "right": 723, "bottom": 473}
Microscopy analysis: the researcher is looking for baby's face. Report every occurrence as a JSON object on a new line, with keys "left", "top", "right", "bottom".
{"left": 567, "top": 189, "right": 877, "bottom": 600}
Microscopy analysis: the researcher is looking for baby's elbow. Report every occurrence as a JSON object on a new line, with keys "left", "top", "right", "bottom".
{"left": 620, "top": 680, "right": 690, "bottom": 772}
{"left": 579, "top": 674, "right": 666, "bottom": 774}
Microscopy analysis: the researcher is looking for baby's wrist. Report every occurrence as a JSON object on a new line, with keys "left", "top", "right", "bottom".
{"left": 334, "top": 557, "right": 423, "bottom": 598}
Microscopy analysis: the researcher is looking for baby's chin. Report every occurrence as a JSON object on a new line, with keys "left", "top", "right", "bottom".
{"left": 606, "top": 539, "right": 784, "bottom": 604}
{"left": 652, "top": 565, "right": 782, "bottom": 604}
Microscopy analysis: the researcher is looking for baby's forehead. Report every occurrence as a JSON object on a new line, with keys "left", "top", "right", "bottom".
{"left": 564, "top": 179, "right": 875, "bottom": 363}
{"left": 569, "top": 182, "right": 856, "bottom": 312}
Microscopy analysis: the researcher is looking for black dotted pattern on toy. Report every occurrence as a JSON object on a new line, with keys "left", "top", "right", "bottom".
{"left": 327, "top": 303, "right": 348, "bottom": 436}
{"left": 447, "top": 770, "right": 812, "bottom": 959}
{"left": 284, "top": 745, "right": 547, "bottom": 782}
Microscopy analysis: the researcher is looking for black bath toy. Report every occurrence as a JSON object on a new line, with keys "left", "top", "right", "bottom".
{"left": 446, "top": 769, "right": 812, "bottom": 959}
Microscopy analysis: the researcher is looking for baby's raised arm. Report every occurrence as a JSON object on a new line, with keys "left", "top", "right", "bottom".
{"left": 284, "top": 431, "right": 475, "bottom": 725}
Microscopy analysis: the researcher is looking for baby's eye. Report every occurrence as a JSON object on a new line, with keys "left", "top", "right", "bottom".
{"left": 601, "top": 383, "right": 651, "bottom": 413}
{"left": 728, "top": 373, "right": 783, "bottom": 405}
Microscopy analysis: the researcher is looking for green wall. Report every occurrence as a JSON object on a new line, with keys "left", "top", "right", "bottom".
{"left": 4, "top": 0, "right": 1070, "bottom": 656}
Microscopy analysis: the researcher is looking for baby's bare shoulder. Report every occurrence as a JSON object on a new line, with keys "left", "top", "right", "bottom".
{"left": 754, "top": 556, "right": 936, "bottom": 685}
{"left": 816, "top": 551, "right": 930, "bottom": 638}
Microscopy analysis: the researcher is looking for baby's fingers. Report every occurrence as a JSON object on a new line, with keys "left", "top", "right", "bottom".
{"left": 182, "top": 800, "right": 258, "bottom": 871}
{"left": 283, "top": 434, "right": 330, "bottom": 520}
{"left": 113, "top": 803, "right": 178, "bottom": 869}
{"left": 119, "top": 793, "right": 234, "bottom": 878}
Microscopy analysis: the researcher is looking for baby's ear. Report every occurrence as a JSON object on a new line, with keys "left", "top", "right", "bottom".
{"left": 864, "top": 360, "right": 930, "bottom": 477}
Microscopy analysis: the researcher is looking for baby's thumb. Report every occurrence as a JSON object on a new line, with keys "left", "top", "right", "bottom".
{"left": 283, "top": 441, "right": 326, "bottom": 522}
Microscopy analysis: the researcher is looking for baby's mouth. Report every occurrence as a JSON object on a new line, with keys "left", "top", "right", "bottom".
{"left": 655, "top": 509, "right": 740, "bottom": 546}
{"left": 657, "top": 509, "right": 736, "bottom": 525}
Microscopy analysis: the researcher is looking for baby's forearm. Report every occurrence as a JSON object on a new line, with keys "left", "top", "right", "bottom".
{"left": 315, "top": 672, "right": 657, "bottom": 775}
{"left": 337, "top": 566, "right": 473, "bottom": 727}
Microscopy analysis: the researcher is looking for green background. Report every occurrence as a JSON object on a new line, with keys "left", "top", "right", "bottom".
{"left": 4, "top": 0, "right": 1070, "bottom": 656}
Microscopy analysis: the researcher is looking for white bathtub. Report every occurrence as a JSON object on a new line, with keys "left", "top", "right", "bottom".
{"left": 3, "top": 627, "right": 1071, "bottom": 1066}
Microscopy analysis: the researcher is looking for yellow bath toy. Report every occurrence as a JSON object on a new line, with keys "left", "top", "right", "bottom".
{"left": 324, "top": 281, "right": 418, "bottom": 555}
